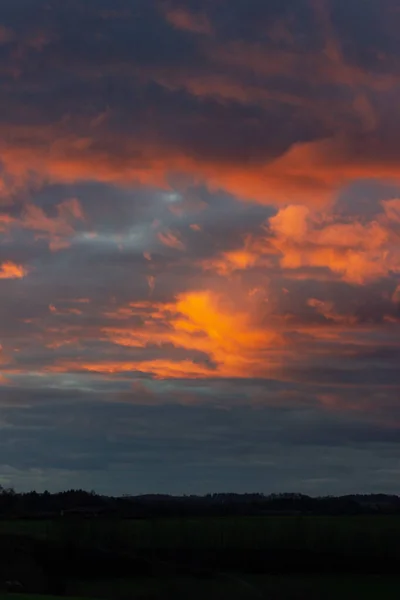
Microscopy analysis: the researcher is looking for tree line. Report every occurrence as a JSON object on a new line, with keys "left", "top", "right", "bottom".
{"left": 0, "top": 487, "right": 399, "bottom": 518}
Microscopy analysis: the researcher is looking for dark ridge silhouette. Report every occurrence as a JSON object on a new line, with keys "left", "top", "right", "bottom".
{"left": 1, "top": 486, "right": 400, "bottom": 518}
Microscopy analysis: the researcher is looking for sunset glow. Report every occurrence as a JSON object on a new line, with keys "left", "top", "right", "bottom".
{"left": 0, "top": 0, "right": 400, "bottom": 494}
{"left": 0, "top": 261, "right": 27, "bottom": 279}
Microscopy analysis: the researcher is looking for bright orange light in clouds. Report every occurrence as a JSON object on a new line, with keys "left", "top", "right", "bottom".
{"left": 200, "top": 200, "right": 400, "bottom": 284}
{"left": 88, "top": 290, "right": 281, "bottom": 379}
{"left": 268, "top": 202, "right": 400, "bottom": 284}
{"left": 0, "top": 261, "right": 27, "bottom": 279}
{"left": 202, "top": 246, "right": 261, "bottom": 275}
{"left": 202, "top": 234, "right": 274, "bottom": 275}
{"left": 3, "top": 125, "right": 398, "bottom": 207}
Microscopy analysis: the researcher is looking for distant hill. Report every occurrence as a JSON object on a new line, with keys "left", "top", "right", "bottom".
{"left": 1, "top": 486, "right": 400, "bottom": 518}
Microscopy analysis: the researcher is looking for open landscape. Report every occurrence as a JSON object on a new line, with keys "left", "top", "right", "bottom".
{"left": 2, "top": 492, "right": 400, "bottom": 599}
{"left": 1, "top": 0, "right": 400, "bottom": 598}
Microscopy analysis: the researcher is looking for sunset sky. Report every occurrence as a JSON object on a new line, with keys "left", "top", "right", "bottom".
{"left": 1, "top": 0, "right": 400, "bottom": 495}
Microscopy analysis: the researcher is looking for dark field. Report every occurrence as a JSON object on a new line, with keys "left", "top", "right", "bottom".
{"left": 3, "top": 515, "right": 400, "bottom": 560}
{"left": 2, "top": 576, "right": 400, "bottom": 600}
{"left": 2, "top": 516, "right": 400, "bottom": 598}
{"left": 0, "top": 597, "right": 92, "bottom": 600}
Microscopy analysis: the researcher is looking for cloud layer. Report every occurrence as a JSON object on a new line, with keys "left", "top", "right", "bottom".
{"left": 0, "top": 0, "right": 399, "bottom": 494}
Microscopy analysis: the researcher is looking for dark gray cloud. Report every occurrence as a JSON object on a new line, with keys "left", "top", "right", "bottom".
{"left": 1, "top": 392, "right": 400, "bottom": 494}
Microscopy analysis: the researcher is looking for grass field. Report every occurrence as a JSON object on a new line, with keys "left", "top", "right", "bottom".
{"left": 0, "top": 596, "right": 93, "bottom": 600}
{"left": 2, "top": 515, "right": 400, "bottom": 557}
{"left": 2, "top": 517, "right": 400, "bottom": 598}
{"left": 8, "top": 574, "right": 400, "bottom": 600}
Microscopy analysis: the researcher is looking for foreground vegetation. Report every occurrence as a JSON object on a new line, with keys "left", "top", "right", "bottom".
{"left": 2, "top": 489, "right": 400, "bottom": 598}
{"left": 2, "top": 575, "right": 400, "bottom": 600}
{"left": 73, "top": 575, "right": 400, "bottom": 600}
{"left": 0, "top": 596, "right": 92, "bottom": 600}
{"left": 2, "top": 515, "right": 400, "bottom": 597}
{"left": 2, "top": 514, "right": 400, "bottom": 562}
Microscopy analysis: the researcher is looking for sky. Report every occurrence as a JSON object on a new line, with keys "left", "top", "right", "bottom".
{"left": 1, "top": 0, "right": 400, "bottom": 496}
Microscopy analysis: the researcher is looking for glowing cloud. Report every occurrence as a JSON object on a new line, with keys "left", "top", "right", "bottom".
{"left": 0, "top": 261, "right": 27, "bottom": 279}
{"left": 98, "top": 290, "right": 281, "bottom": 378}
{"left": 269, "top": 203, "right": 400, "bottom": 284}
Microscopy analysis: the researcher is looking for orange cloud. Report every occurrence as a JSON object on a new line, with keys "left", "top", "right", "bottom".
{"left": 1, "top": 198, "right": 85, "bottom": 250}
{"left": 49, "top": 303, "right": 84, "bottom": 316}
{"left": 0, "top": 215, "right": 13, "bottom": 232}
{"left": 2, "top": 118, "right": 400, "bottom": 207}
{"left": 307, "top": 298, "right": 357, "bottom": 325}
{"left": 98, "top": 290, "right": 281, "bottom": 378}
{"left": 202, "top": 242, "right": 273, "bottom": 275}
{"left": 200, "top": 198, "right": 400, "bottom": 285}
{"left": 383, "top": 198, "right": 400, "bottom": 223}
{"left": 0, "top": 4, "right": 399, "bottom": 210}
{"left": 157, "top": 230, "right": 186, "bottom": 251}
{"left": 0, "top": 261, "right": 27, "bottom": 279}
{"left": 208, "top": 249, "right": 260, "bottom": 274}
{"left": 74, "top": 359, "right": 213, "bottom": 379}
{"left": 268, "top": 203, "right": 400, "bottom": 284}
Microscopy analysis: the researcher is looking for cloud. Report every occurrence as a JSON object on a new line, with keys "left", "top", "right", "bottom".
{"left": 0, "top": 0, "right": 400, "bottom": 493}
{"left": 268, "top": 200, "right": 400, "bottom": 284}
{"left": 0, "top": 1, "right": 397, "bottom": 205}
{"left": 157, "top": 229, "right": 186, "bottom": 251}
{"left": 201, "top": 239, "right": 273, "bottom": 276}
{"left": 96, "top": 290, "right": 281, "bottom": 378}
{"left": 202, "top": 198, "right": 400, "bottom": 285}
{"left": 0, "top": 261, "right": 27, "bottom": 279}
{"left": 1, "top": 393, "right": 400, "bottom": 494}
{"left": 164, "top": 6, "right": 213, "bottom": 35}
{"left": 0, "top": 197, "right": 86, "bottom": 251}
